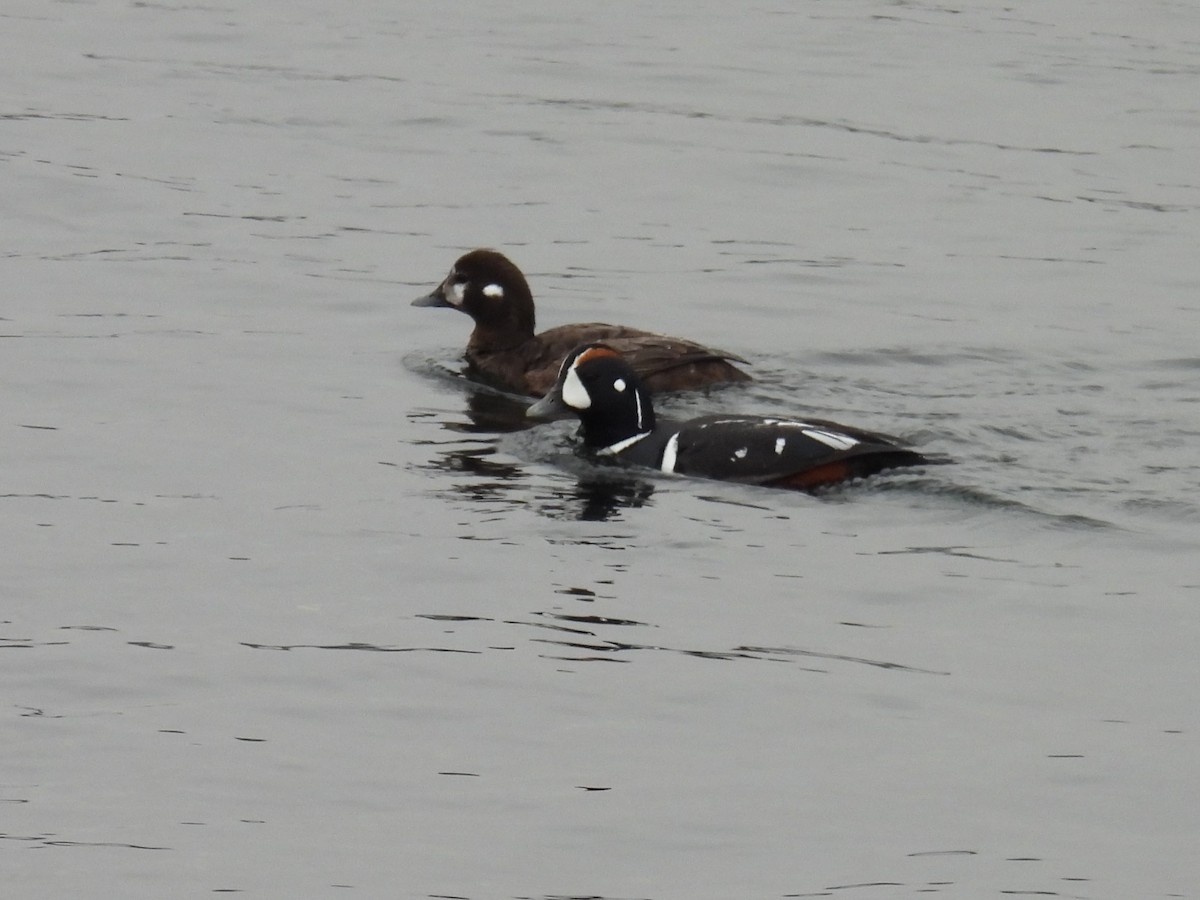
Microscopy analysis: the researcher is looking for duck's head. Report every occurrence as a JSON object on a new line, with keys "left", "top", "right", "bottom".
{"left": 412, "top": 248, "right": 536, "bottom": 335}
{"left": 527, "top": 343, "right": 656, "bottom": 449}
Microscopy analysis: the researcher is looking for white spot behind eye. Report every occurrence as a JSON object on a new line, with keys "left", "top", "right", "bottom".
{"left": 613, "top": 378, "right": 626, "bottom": 392}
{"left": 482, "top": 283, "right": 504, "bottom": 298}
{"left": 732, "top": 447, "right": 748, "bottom": 460}
{"left": 561, "top": 365, "right": 591, "bottom": 410}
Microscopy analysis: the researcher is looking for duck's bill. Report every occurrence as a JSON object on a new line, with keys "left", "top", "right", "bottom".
{"left": 527, "top": 390, "right": 569, "bottom": 419}
{"left": 411, "top": 288, "right": 450, "bottom": 308}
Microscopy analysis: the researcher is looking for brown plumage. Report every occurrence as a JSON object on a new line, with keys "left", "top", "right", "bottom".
{"left": 413, "top": 249, "right": 751, "bottom": 397}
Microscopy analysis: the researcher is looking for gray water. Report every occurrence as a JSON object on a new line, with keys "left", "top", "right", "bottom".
{"left": 4, "top": 2, "right": 1199, "bottom": 898}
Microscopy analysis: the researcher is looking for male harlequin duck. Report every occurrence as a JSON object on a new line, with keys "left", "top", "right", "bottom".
{"left": 527, "top": 343, "right": 942, "bottom": 491}
{"left": 412, "top": 249, "right": 751, "bottom": 397}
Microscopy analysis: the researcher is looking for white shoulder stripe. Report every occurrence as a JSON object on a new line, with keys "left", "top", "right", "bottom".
{"left": 661, "top": 432, "right": 681, "bottom": 473}
{"left": 601, "top": 432, "right": 650, "bottom": 455}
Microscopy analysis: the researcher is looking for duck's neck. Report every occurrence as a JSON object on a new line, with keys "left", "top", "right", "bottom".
{"left": 468, "top": 323, "right": 535, "bottom": 354}
{"left": 579, "top": 390, "right": 656, "bottom": 451}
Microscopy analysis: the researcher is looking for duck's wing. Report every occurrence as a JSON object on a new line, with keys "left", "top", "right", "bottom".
{"left": 606, "top": 334, "right": 749, "bottom": 373}
{"left": 669, "top": 415, "right": 937, "bottom": 489}
{"left": 532, "top": 325, "right": 751, "bottom": 395}
{"left": 601, "top": 333, "right": 751, "bottom": 393}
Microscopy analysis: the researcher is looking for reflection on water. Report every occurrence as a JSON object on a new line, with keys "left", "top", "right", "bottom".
{"left": 408, "top": 382, "right": 657, "bottom": 521}
{"left": 569, "top": 476, "right": 655, "bottom": 521}
{"left": 404, "top": 351, "right": 546, "bottom": 433}
{"left": 414, "top": 441, "right": 655, "bottom": 522}
{"left": 446, "top": 389, "right": 537, "bottom": 434}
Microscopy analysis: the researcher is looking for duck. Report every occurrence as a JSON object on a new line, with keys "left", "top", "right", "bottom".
{"left": 527, "top": 343, "right": 942, "bottom": 491}
{"left": 412, "top": 249, "right": 751, "bottom": 397}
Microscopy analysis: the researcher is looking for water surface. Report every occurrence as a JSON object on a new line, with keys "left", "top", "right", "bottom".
{"left": 4, "top": 2, "right": 1199, "bottom": 898}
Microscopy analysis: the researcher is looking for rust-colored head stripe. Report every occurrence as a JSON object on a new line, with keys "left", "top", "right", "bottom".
{"left": 573, "top": 345, "right": 622, "bottom": 368}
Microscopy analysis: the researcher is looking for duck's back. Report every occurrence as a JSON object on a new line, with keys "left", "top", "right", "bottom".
{"left": 665, "top": 415, "right": 931, "bottom": 489}
{"left": 470, "top": 323, "right": 749, "bottom": 397}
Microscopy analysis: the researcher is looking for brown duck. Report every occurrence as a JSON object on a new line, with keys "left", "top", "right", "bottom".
{"left": 412, "top": 249, "right": 751, "bottom": 397}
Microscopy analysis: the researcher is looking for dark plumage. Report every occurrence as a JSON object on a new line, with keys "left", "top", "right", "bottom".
{"left": 412, "top": 249, "right": 751, "bottom": 397}
{"left": 528, "top": 343, "right": 943, "bottom": 491}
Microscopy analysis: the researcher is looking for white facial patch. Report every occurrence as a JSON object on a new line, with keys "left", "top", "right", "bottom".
{"left": 482, "top": 283, "right": 504, "bottom": 299}
{"left": 450, "top": 281, "right": 467, "bottom": 305}
{"left": 775, "top": 437, "right": 786, "bottom": 455}
{"left": 561, "top": 363, "right": 591, "bottom": 410}
{"left": 661, "top": 432, "right": 681, "bottom": 473}
{"left": 613, "top": 378, "right": 626, "bottom": 392}
{"left": 802, "top": 428, "right": 859, "bottom": 451}
{"left": 732, "top": 447, "right": 748, "bottom": 460}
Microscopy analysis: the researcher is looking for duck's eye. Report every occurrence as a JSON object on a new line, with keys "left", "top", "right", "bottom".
{"left": 482, "top": 283, "right": 504, "bottom": 299}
